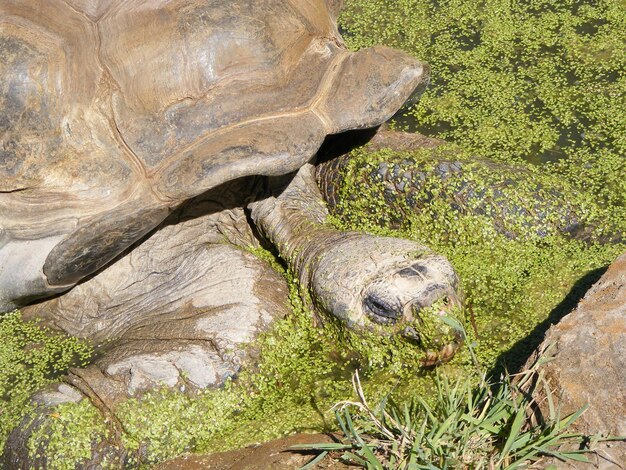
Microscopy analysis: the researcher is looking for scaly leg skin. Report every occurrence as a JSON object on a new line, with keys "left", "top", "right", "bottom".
{"left": 250, "top": 163, "right": 464, "bottom": 365}
{"left": 3, "top": 186, "right": 291, "bottom": 469}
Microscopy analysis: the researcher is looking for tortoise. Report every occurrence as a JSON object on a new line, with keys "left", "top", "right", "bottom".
{"left": 1, "top": 0, "right": 465, "bottom": 430}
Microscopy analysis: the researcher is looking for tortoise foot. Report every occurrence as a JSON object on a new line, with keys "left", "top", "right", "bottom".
{"left": 3, "top": 240, "right": 290, "bottom": 469}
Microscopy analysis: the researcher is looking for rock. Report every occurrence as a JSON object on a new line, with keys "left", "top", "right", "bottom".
{"left": 154, "top": 433, "right": 352, "bottom": 470}
{"left": 525, "top": 253, "right": 626, "bottom": 468}
{"left": 316, "top": 129, "right": 609, "bottom": 243}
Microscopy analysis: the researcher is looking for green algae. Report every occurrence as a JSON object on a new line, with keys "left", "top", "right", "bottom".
{"left": 327, "top": 144, "right": 625, "bottom": 242}
{"left": 0, "top": 311, "right": 92, "bottom": 450}
{"left": 339, "top": 0, "right": 626, "bottom": 206}
{"left": 26, "top": 400, "right": 110, "bottom": 470}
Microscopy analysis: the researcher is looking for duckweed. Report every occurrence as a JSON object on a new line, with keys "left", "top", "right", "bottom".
{"left": 340, "top": 0, "right": 626, "bottom": 207}
{"left": 0, "top": 311, "right": 91, "bottom": 449}
{"left": 26, "top": 400, "right": 109, "bottom": 470}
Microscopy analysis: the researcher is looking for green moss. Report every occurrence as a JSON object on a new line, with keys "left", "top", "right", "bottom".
{"left": 0, "top": 311, "right": 92, "bottom": 450}
{"left": 246, "top": 245, "right": 287, "bottom": 275}
{"left": 26, "top": 400, "right": 110, "bottom": 470}
{"left": 330, "top": 0, "right": 626, "bottom": 374}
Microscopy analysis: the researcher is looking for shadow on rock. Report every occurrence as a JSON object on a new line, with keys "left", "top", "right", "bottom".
{"left": 490, "top": 265, "right": 609, "bottom": 378}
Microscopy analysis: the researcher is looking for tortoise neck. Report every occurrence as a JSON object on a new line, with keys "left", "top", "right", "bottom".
{"left": 249, "top": 164, "right": 341, "bottom": 286}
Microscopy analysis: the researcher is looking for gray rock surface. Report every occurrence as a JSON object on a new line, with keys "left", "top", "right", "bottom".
{"left": 526, "top": 253, "right": 626, "bottom": 469}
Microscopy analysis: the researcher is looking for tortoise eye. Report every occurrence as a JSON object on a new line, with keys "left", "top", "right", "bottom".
{"left": 363, "top": 295, "right": 401, "bottom": 324}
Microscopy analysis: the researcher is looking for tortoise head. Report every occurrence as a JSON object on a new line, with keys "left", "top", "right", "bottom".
{"left": 308, "top": 234, "right": 464, "bottom": 366}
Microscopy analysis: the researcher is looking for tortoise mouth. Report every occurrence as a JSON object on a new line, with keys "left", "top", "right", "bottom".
{"left": 399, "top": 301, "right": 465, "bottom": 367}
{"left": 419, "top": 331, "right": 464, "bottom": 367}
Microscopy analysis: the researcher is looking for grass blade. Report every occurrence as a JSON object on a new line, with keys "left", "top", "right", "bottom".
{"left": 298, "top": 450, "right": 328, "bottom": 470}
{"left": 500, "top": 404, "right": 526, "bottom": 459}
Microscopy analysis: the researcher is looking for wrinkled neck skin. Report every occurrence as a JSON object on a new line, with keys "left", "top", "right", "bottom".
{"left": 249, "top": 164, "right": 350, "bottom": 301}
{"left": 250, "top": 164, "right": 464, "bottom": 365}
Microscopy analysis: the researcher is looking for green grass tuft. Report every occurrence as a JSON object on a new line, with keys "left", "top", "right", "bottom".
{"left": 295, "top": 348, "right": 603, "bottom": 469}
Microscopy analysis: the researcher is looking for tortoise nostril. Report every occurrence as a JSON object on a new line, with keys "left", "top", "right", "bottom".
{"left": 363, "top": 295, "right": 401, "bottom": 323}
{"left": 397, "top": 262, "right": 429, "bottom": 278}
{"left": 410, "top": 293, "right": 461, "bottom": 323}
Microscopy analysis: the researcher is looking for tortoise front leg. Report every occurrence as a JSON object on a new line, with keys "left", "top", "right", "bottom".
{"left": 5, "top": 191, "right": 292, "bottom": 468}
{"left": 249, "top": 164, "right": 464, "bottom": 365}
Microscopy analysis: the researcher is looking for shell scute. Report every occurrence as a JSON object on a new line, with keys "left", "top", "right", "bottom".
{"left": 100, "top": 0, "right": 340, "bottom": 174}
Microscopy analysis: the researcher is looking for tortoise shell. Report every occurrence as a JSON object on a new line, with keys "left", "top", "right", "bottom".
{"left": 0, "top": 0, "right": 426, "bottom": 308}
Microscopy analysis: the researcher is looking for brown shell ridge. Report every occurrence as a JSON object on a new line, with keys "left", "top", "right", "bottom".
{"left": 309, "top": 49, "right": 348, "bottom": 130}
{"left": 109, "top": 108, "right": 150, "bottom": 182}
{"left": 0, "top": 180, "right": 161, "bottom": 241}
{"left": 58, "top": 0, "right": 97, "bottom": 25}
{"left": 60, "top": 0, "right": 114, "bottom": 23}
{"left": 89, "top": 12, "right": 151, "bottom": 186}
{"left": 152, "top": 111, "right": 328, "bottom": 202}
{"left": 96, "top": 0, "right": 126, "bottom": 24}
{"left": 1, "top": 15, "right": 64, "bottom": 50}
{"left": 148, "top": 50, "right": 349, "bottom": 184}
{"left": 91, "top": 15, "right": 162, "bottom": 202}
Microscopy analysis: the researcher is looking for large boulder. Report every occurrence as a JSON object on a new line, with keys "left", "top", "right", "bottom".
{"left": 525, "top": 253, "right": 626, "bottom": 468}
